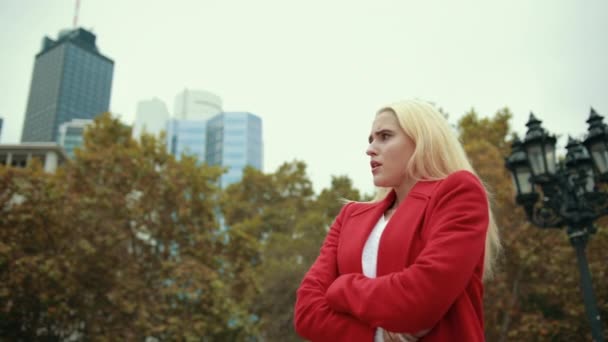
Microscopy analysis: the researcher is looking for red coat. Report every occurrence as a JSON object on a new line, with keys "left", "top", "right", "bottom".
{"left": 294, "top": 170, "right": 489, "bottom": 341}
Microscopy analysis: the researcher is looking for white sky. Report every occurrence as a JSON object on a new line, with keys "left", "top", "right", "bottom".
{"left": 1, "top": 0, "right": 606, "bottom": 195}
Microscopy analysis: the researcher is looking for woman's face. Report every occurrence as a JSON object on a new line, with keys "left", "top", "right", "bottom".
{"left": 366, "top": 110, "right": 415, "bottom": 188}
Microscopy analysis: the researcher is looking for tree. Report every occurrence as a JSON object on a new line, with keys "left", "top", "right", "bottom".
{"left": 219, "top": 161, "right": 312, "bottom": 341}
{"left": 220, "top": 162, "right": 362, "bottom": 341}
{"left": 0, "top": 162, "right": 76, "bottom": 340}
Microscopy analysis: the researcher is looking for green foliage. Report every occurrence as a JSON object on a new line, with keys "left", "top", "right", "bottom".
{"left": 220, "top": 165, "right": 361, "bottom": 341}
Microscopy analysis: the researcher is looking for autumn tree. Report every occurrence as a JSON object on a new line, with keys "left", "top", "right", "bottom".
{"left": 0, "top": 162, "right": 76, "bottom": 340}
{"left": 220, "top": 162, "right": 362, "bottom": 341}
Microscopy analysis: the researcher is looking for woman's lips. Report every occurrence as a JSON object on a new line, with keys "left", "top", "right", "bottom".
{"left": 371, "top": 161, "right": 381, "bottom": 174}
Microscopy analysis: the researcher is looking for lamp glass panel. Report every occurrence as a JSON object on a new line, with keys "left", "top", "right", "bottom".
{"left": 570, "top": 167, "right": 595, "bottom": 195}
{"left": 544, "top": 143, "right": 557, "bottom": 174}
{"left": 590, "top": 141, "right": 608, "bottom": 174}
{"left": 515, "top": 167, "right": 533, "bottom": 194}
{"left": 585, "top": 170, "right": 595, "bottom": 192}
{"left": 527, "top": 144, "right": 544, "bottom": 176}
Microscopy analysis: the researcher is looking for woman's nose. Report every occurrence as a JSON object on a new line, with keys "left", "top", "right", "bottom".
{"left": 366, "top": 143, "right": 377, "bottom": 156}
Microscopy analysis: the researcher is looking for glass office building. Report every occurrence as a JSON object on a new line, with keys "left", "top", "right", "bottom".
{"left": 166, "top": 119, "right": 207, "bottom": 163}
{"left": 206, "top": 112, "right": 263, "bottom": 187}
{"left": 57, "top": 118, "right": 93, "bottom": 158}
{"left": 133, "top": 98, "right": 170, "bottom": 139}
{"left": 173, "top": 89, "right": 222, "bottom": 121}
{"left": 21, "top": 28, "right": 114, "bottom": 142}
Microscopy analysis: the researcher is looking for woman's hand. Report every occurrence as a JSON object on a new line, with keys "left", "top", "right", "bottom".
{"left": 382, "top": 328, "right": 430, "bottom": 342}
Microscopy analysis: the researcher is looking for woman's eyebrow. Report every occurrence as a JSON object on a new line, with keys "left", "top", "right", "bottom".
{"left": 368, "top": 129, "right": 392, "bottom": 143}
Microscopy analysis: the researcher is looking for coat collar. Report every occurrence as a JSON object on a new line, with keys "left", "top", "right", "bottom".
{"left": 340, "top": 180, "right": 440, "bottom": 276}
{"left": 350, "top": 180, "right": 438, "bottom": 218}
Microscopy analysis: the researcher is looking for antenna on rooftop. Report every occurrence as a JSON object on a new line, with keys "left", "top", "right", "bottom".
{"left": 73, "top": 0, "right": 81, "bottom": 28}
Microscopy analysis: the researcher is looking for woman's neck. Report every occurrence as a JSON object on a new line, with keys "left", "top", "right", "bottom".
{"left": 393, "top": 178, "right": 416, "bottom": 208}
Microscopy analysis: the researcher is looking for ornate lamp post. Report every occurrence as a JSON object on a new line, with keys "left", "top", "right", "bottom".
{"left": 505, "top": 109, "right": 606, "bottom": 342}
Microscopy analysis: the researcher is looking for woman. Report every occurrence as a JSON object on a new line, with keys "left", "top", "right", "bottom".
{"left": 294, "top": 99, "right": 500, "bottom": 341}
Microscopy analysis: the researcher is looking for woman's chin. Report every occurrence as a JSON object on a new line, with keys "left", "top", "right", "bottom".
{"left": 372, "top": 178, "right": 390, "bottom": 188}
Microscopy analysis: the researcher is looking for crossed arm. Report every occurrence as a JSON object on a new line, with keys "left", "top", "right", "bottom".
{"left": 294, "top": 202, "right": 376, "bottom": 341}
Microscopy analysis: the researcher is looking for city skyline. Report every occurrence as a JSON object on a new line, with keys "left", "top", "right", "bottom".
{"left": 1, "top": 1, "right": 607, "bottom": 195}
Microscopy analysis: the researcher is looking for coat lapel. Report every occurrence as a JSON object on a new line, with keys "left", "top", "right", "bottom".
{"left": 337, "top": 180, "right": 439, "bottom": 276}
{"left": 376, "top": 181, "right": 436, "bottom": 276}
{"left": 338, "top": 192, "right": 394, "bottom": 274}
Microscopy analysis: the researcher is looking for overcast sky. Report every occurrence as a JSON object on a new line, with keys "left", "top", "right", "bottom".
{"left": 1, "top": 0, "right": 606, "bottom": 195}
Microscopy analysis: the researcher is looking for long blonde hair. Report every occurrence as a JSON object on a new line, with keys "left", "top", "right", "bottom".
{"left": 373, "top": 99, "right": 501, "bottom": 280}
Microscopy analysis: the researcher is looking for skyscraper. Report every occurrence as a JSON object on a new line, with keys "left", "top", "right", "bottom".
{"left": 173, "top": 89, "right": 222, "bottom": 121}
{"left": 21, "top": 28, "right": 114, "bottom": 142}
{"left": 206, "top": 112, "right": 263, "bottom": 187}
{"left": 166, "top": 119, "right": 207, "bottom": 163}
{"left": 133, "top": 97, "right": 170, "bottom": 139}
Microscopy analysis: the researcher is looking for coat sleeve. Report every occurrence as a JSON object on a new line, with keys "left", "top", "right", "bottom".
{"left": 325, "top": 171, "right": 489, "bottom": 333}
{"left": 294, "top": 202, "right": 376, "bottom": 341}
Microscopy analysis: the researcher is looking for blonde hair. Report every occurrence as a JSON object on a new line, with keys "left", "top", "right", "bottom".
{"left": 373, "top": 99, "right": 501, "bottom": 280}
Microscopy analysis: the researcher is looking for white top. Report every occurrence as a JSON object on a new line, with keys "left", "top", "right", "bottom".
{"left": 362, "top": 214, "right": 389, "bottom": 342}
{"left": 362, "top": 214, "right": 389, "bottom": 278}
{"left": 361, "top": 213, "right": 430, "bottom": 342}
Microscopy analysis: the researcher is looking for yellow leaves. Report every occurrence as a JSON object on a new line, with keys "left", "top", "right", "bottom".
{"left": 459, "top": 107, "right": 512, "bottom": 153}
{"left": 0, "top": 241, "right": 10, "bottom": 255}
{"left": 123, "top": 301, "right": 137, "bottom": 314}
{"left": 77, "top": 238, "right": 96, "bottom": 255}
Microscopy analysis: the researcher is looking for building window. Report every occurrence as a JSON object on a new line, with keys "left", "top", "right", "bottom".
{"left": 11, "top": 155, "right": 27, "bottom": 168}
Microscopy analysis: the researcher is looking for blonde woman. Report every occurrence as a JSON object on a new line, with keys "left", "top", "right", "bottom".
{"left": 294, "top": 99, "right": 500, "bottom": 341}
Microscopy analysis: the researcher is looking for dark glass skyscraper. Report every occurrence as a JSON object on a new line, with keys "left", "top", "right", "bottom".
{"left": 21, "top": 28, "right": 114, "bottom": 142}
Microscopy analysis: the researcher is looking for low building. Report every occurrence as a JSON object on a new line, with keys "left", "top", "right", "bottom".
{"left": 0, "top": 143, "right": 68, "bottom": 172}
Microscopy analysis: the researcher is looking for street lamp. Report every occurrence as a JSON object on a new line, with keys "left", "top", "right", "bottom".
{"left": 505, "top": 109, "right": 606, "bottom": 342}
